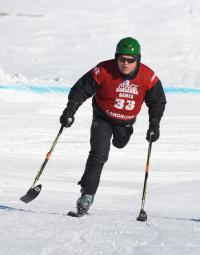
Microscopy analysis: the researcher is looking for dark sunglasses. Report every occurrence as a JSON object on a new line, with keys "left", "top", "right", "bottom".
{"left": 118, "top": 56, "right": 137, "bottom": 64}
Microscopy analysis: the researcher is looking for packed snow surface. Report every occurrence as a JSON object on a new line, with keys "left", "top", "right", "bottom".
{"left": 0, "top": 1, "right": 200, "bottom": 254}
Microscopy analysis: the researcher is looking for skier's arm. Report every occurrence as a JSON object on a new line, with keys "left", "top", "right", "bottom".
{"left": 145, "top": 80, "right": 166, "bottom": 124}
{"left": 67, "top": 71, "right": 100, "bottom": 115}
{"left": 145, "top": 80, "right": 166, "bottom": 141}
{"left": 60, "top": 71, "right": 100, "bottom": 127}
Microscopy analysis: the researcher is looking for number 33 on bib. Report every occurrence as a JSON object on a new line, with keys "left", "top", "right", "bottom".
{"left": 114, "top": 98, "right": 135, "bottom": 110}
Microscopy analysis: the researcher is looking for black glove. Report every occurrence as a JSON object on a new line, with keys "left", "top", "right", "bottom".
{"left": 60, "top": 108, "right": 74, "bottom": 127}
{"left": 146, "top": 123, "right": 160, "bottom": 142}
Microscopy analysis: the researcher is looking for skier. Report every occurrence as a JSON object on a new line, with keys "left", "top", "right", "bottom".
{"left": 60, "top": 37, "right": 166, "bottom": 216}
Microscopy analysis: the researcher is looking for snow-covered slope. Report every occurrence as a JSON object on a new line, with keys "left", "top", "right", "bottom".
{"left": 0, "top": 1, "right": 200, "bottom": 255}
{"left": 0, "top": 0, "right": 200, "bottom": 86}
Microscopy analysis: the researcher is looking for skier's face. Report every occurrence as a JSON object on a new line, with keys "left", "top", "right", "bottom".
{"left": 117, "top": 55, "right": 137, "bottom": 75}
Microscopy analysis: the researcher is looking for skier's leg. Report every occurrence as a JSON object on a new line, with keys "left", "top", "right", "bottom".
{"left": 78, "top": 115, "right": 113, "bottom": 195}
{"left": 76, "top": 115, "right": 112, "bottom": 214}
{"left": 112, "top": 125, "right": 134, "bottom": 149}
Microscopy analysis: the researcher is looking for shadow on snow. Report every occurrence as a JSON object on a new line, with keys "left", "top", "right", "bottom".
{"left": 0, "top": 204, "right": 67, "bottom": 216}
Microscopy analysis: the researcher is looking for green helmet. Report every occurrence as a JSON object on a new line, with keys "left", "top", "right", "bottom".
{"left": 116, "top": 37, "right": 141, "bottom": 55}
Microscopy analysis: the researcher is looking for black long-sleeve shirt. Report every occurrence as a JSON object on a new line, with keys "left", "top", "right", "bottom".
{"left": 66, "top": 59, "right": 166, "bottom": 126}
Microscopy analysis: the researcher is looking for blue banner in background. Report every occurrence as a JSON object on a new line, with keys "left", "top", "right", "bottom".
{"left": 0, "top": 84, "right": 71, "bottom": 94}
{"left": 164, "top": 86, "right": 200, "bottom": 94}
{"left": 0, "top": 84, "right": 200, "bottom": 94}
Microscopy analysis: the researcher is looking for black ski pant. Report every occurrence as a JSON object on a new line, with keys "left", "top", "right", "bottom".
{"left": 78, "top": 114, "right": 134, "bottom": 195}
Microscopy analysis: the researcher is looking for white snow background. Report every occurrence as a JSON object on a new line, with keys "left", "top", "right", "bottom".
{"left": 0, "top": 0, "right": 200, "bottom": 254}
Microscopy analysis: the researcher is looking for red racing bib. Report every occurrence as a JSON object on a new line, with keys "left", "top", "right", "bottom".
{"left": 92, "top": 60, "right": 159, "bottom": 121}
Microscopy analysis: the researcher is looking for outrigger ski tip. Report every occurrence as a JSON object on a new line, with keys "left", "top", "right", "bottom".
{"left": 20, "top": 184, "right": 42, "bottom": 203}
{"left": 137, "top": 209, "right": 147, "bottom": 222}
{"left": 19, "top": 126, "right": 64, "bottom": 204}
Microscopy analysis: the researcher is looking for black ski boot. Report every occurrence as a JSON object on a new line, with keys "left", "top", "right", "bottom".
{"left": 76, "top": 193, "right": 94, "bottom": 216}
{"left": 67, "top": 189, "right": 94, "bottom": 217}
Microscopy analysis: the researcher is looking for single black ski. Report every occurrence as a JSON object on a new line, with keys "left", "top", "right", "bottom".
{"left": 67, "top": 211, "right": 81, "bottom": 217}
{"left": 67, "top": 209, "right": 88, "bottom": 218}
